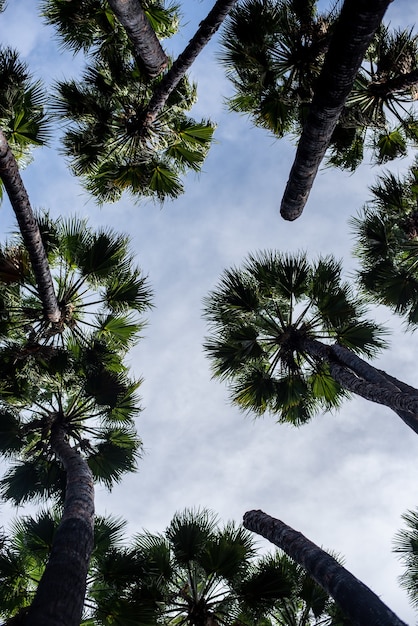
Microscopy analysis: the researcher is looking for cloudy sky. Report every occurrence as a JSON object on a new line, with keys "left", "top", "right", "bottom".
{"left": 1, "top": 0, "right": 418, "bottom": 622}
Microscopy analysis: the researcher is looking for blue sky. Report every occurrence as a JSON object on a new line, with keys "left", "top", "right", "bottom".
{"left": 1, "top": 0, "right": 418, "bottom": 622}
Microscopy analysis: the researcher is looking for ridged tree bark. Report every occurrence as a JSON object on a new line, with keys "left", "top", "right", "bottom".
{"left": 25, "top": 423, "right": 95, "bottom": 626}
{"left": 301, "top": 337, "right": 418, "bottom": 434}
{"left": 0, "top": 130, "right": 61, "bottom": 322}
{"left": 280, "top": 0, "right": 391, "bottom": 221}
{"left": 243, "top": 510, "right": 407, "bottom": 626}
{"left": 107, "top": 0, "right": 168, "bottom": 78}
{"left": 143, "top": 0, "right": 238, "bottom": 126}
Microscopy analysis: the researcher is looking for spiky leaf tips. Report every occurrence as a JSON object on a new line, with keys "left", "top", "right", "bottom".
{"left": 220, "top": 0, "right": 418, "bottom": 171}
{"left": 0, "top": 47, "right": 49, "bottom": 174}
{"left": 0, "top": 212, "right": 152, "bottom": 352}
{"left": 44, "top": 0, "right": 215, "bottom": 204}
{"left": 203, "top": 251, "right": 386, "bottom": 424}
{"left": 352, "top": 159, "right": 418, "bottom": 326}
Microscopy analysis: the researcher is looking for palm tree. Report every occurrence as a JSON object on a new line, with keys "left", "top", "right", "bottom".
{"left": 243, "top": 509, "right": 407, "bottom": 626}
{"left": 53, "top": 46, "right": 215, "bottom": 203}
{"left": 0, "top": 46, "right": 50, "bottom": 176}
{"left": 219, "top": 0, "right": 336, "bottom": 137}
{"left": 0, "top": 211, "right": 152, "bottom": 351}
{"left": 220, "top": 0, "right": 418, "bottom": 219}
{"left": 106, "top": 0, "right": 169, "bottom": 78}
{"left": 393, "top": 508, "right": 418, "bottom": 612}
{"left": 0, "top": 509, "right": 130, "bottom": 624}
{"left": 203, "top": 250, "right": 418, "bottom": 434}
{"left": 87, "top": 507, "right": 301, "bottom": 625}
{"left": 41, "top": 0, "right": 178, "bottom": 64}
{"left": 142, "top": 0, "right": 239, "bottom": 127}
{"left": 0, "top": 336, "right": 143, "bottom": 626}
{"left": 351, "top": 160, "right": 418, "bottom": 326}
{"left": 280, "top": 0, "right": 391, "bottom": 221}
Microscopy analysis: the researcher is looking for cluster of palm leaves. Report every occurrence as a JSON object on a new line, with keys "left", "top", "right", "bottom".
{"left": 42, "top": 0, "right": 215, "bottom": 203}
{"left": 0, "top": 212, "right": 152, "bottom": 502}
{"left": 0, "top": 506, "right": 348, "bottom": 625}
{"left": 203, "top": 251, "right": 386, "bottom": 424}
{"left": 351, "top": 158, "right": 418, "bottom": 324}
{"left": 220, "top": 0, "right": 418, "bottom": 170}
{"left": 0, "top": 46, "right": 49, "bottom": 195}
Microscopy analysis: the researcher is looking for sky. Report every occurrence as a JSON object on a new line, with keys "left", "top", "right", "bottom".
{"left": 1, "top": 0, "right": 418, "bottom": 623}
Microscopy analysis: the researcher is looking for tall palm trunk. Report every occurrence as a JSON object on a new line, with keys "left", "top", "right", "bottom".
{"left": 26, "top": 423, "right": 95, "bottom": 626}
{"left": 280, "top": 0, "right": 391, "bottom": 221}
{"left": 0, "top": 130, "right": 61, "bottom": 322}
{"left": 301, "top": 337, "right": 418, "bottom": 434}
{"left": 107, "top": 0, "right": 168, "bottom": 78}
{"left": 243, "top": 510, "right": 407, "bottom": 626}
{"left": 143, "top": 0, "right": 238, "bottom": 126}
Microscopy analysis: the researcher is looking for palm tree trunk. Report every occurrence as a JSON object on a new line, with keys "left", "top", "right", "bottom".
{"left": 243, "top": 510, "right": 407, "bottom": 626}
{"left": 0, "top": 130, "right": 61, "bottom": 322}
{"left": 107, "top": 0, "right": 168, "bottom": 78}
{"left": 280, "top": 0, "right": 391, "bottom": 221}
{"left": 143, "top": 0, "right": 238, "bottom": 126}
{"left": 26, "top": 423, "right": 94, "bottom": 626}
{"left": 302, "top": 337, "right": 418, "bottom": 433}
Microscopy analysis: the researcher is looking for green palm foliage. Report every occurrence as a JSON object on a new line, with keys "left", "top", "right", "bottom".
{"left": 0, "top": 339, "right": 143, "bottom": 504}
{"left": 351, "top": 160, "right": 418, "bottom": 325}
{"left": 44, "top": 0, "right": 214, "bottom": 203}
{"left": 203, "top": 251, "right": 385, "bottom": 424}
{"left": 42, "top": 0, "right": 179, "bottom": 58}
{"left": 87, "top": 507, "right": 299, "bottom": 625}
{"left": 0, "top": 212, "right": 152, "bottom": 350}
{"left": 393, "top": 508, "right": 418, "bottom": 611}
{"left": 219, "top": 0, "right": 418, "bottom": 170}
{"left": 0, "top": 509, "right": 128, "bottom": 621}
{"left": 0, "top": 46, "right": 49, "bottom": 192}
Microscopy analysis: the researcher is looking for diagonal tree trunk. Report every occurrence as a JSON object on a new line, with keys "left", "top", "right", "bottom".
{"left": 0, "top": 130, "right": 61, "bottom": 323}
{"left": 25, "top": 423, "right": 95, "bottom": 626}
{"left": 107, "top": 0, "right": 168, "bottom": 79}
{"left": 280, "top": 0, "right": 391, "bottom": 221}
{"left": 243, "top": 510, "right": 407, "bottom": 626}
{"left": 301, "top": 337, "right": 418, "bottom": 434}
{"left": 143, "top": 0, "right": 238, "bottom": 126}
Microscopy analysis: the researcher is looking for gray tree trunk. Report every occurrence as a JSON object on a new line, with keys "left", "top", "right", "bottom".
{"left": 143, "top": 0, "right": 238, "bottom": 126}
{"left": 107, "top": 0, "right": 168, "bottom": 78}
{"left": 0, "top": 130, "right": 61, "bottom": 323}
{"left": 280, "top": 0, "right": 391, "bottom": 221}
{"left": 243, "top": 510, "right": 407, "bottom": 626}
{"left": 26, "top": 423, "right": 95, "bottom": 626}
{"left": 301, "top": 337, "right": 418, "bottom": 434}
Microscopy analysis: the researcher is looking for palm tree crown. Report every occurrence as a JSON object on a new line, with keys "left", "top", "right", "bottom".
{"left": 219, "top": 0, "right": 418, "bottom": 170}
{"left": 203, "top": 251, "right": 386, "bottom": 424}
{"left": 351, "top": 159, "right": 418, "bottom": 325}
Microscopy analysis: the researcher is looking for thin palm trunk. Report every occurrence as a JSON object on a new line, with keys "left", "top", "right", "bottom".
{"left": 243, "top": 510, "right": 407, "bottom": 626}
{"left": 301, "top": 337, "right": 418, "bottom": 433}
{"left": 107, "top": 0, "right": 168, "bottom": 78}
{"left": 143, "top": 0, "right": 238, "bottom": 126}
{"left": 26, "top": 423, "right": 94, "bottom": 626}
{"left": 280, "top": 0, "right": 391, "bottom": 221}
{"left": 0, "top": 129, "right": 61, "bottom": 322}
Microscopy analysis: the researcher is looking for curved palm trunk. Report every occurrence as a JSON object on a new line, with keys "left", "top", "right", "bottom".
{"left": 0, "top": 130, "right": 61, "bottom": 322}
{"left": 26, "top": 424, "right": 94, "bottom": 626}
{"left": 280, "top": 0, "right": 391, "bottom": 221}
{"left": 107, "top": 0, "right": 168, "bottom": 78}
{"left": 243, "top": 510, "right": 407, "bottom": 626}
{"left": 302, "top": 337, "right": 418, "bottom": 434}
{"left": 143, "top": 0, "right": 238, "bottom": 126}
